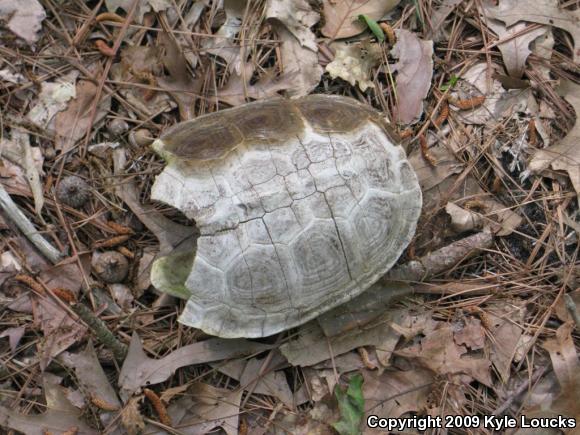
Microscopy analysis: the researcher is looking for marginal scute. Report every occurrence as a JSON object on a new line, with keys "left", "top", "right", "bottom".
{"left": 227, "top": 99, "right": 303, "bottom": 142}
{"left": 295, "top": 95, "right": 372, "bottom": 133}
{"left": 160, "top": 118, "right": 242, "bottom": 160}
{"left": 150, "top": 94, "right": 422, "bottom": 338}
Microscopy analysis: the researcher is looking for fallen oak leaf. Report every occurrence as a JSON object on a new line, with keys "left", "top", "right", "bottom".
{"left": 484, "top": 0, "right": 580, "bottom": 63}
{"left": 321, "top": 0, "right": 399, "bottom": 39}
{"left": 391, "top": 29, "right": 434, "bottom": 124}
{"left": 55, "top": 78, "right": 111, "bottom": 154}
{"left": 527, "top": 79, "right": 580, "bottom": 195}
{"left": 0, "top": 374, "right": 98, "bottom": 435}
{"left": 118, "top": 332, "right": 272, "bottom": 400}
{"left": 485, "top": 20, "right": 548, "bottom": 78}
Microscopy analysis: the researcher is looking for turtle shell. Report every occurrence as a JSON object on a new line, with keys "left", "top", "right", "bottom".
{"left": 150, "top": 95, "right": 422, "bottom": 338}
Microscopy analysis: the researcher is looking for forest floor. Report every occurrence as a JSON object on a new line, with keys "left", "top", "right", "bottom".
{"left": 0, "top": 0, "right": 579, "bottom": 434}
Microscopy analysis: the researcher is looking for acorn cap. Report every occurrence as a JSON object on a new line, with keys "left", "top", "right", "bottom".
{"left": 57, "top": 175, "right": 91, "bottom": 208}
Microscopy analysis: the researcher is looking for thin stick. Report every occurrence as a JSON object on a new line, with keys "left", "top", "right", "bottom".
{"left": 0, "top": 184, "right": 62, "bottom": 264}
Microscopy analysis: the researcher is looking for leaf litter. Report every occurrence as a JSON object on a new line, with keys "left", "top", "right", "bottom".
{"left": 0, "top": 0, "right": 579, "bottom": 433}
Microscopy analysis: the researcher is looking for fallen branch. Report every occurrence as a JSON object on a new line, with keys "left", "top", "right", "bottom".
{"left": 386, "top": 231, "right": 493, "bottom": 282}
{"left": 0, "top": 184, "right": 62, "bottom": 264}
{"left": 71, "top": 302, "right": 128, "bottom": 363}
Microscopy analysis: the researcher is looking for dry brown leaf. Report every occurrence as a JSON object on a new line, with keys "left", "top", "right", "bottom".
{"left": 55, "top": 79, "right": 111, "bottom": 153}
{"left": 203, "top": 0, "right": 245, "bottom": 72}
{"left": 112, "top": 45, "right": 174, "bottom": 117}
{"left": 0, "top": 374, "right": 98, "bottom": 434}
{"left": 321, "top": 0, "right": 400, "bottom": 39}
{"left": 543, "top": 322, "right": 579, "bottom": 387}
{"left": 454, "top": 317, "right": 486, "bottom": 351}
{"left": 486, "top": 301, "right": 526, "bottom": 383}
{"left": 0, "top": 0, "right": 45, "bottom": 43}
{"left": 317, "top": 280, "right": 412, "bottom": 337}
{"left": 554, "top": 288, "right": 580, "bottom": 323}
{"left": 157, "top": 35, "right": 203, "bottom": 121}
{"left": 121, "top": 396, "right": 145, "bottom": 435}
{"left": 214, "top": 66, "right": 298, "bottom": 106}
{"left": 425, "top": 0, "right": 463, "bottom": 42}
{"left": 0, "top": 325, "right": 25, "bottom": 353}
{"left": 326, "top": 41, "right": 382, "bottom": 91}
{"left": 238, "top": 356, "right": 294, "bottom": 408}
{"left": 486, "top": 20, "right": 548, "bottom": 78}
{"left": 391, "top": 29, "right": 434, "bottom": 124}
{"left": 485, "top": 0, "right": 580, "bottom": 63}
{"left": 59, "top": 341, "right": 122, "bottom": 412}
{"left": 362, "top": 368, "right": 433, "bottom": 428}
{"left": 271, "top": 21, "right": 322, "bottom": 98}
{"left": 31, "top": 295, "right": 88, "bottom": 370}
{"left": 396, "top": 323, "right": 492, "bottom": 386}
{"left": 280, "top": 309, "right": 408, "bottom": 367}
{"left": 147, "top": 382, "right": 243, "bottom": 435}
{"left": 118, "top": 332, "right": 271, "bottom": 399}
{"left": 266, "top": 0, "right": 319, "bottom": 51}
{"left": 528, "top": 80, "right": 580, "bottom": 195}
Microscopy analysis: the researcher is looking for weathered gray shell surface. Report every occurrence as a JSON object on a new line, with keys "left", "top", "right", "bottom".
{"left": 150, "top": 95, "right": 422, "bottom": 338}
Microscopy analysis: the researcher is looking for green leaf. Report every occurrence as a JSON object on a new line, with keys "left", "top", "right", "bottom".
{"left": 440, "top": 75, "right": 459, "bottom": 91}
{"left": 358, "top": 15, "right": 384, "bottom": 42}
{"left": 332, "top": 373, "right": 365, "bottom": 435}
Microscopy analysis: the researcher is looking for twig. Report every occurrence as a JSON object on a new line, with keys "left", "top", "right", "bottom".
{"left": 492, "top": 367, "right": 547, "bottom": 416}
{"left": 71, "top": 302, "right": 128, "bottom": 363}
{"left": 0, "top": 184, "right": 62, "bottom": 264}
{"left": 387, "top": 231, "right": 494, "bottom": 281}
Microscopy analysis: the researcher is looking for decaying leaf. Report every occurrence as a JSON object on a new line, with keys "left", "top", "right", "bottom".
{"left": 528, "top": 80, "right": 580, "bottom": 195}
{"left": 484, "top": 0, "right": 580, "bottom": 63}
{"left": 391, "top": 29, "right": 434, "bottom": 124}
{"left": 26, "top": 72, "right": 77, "bottom": 130}
{"left": 326, "top": 42, "right": 382, "bottom": 91}
{"left": 118, "top": 332, "right": 271, "bottom": 399}
{"left": 0, "top": 0, "right": 46, "bottom": 43}
{"left": 321, "top": 0, "right": 399, "bottom": 39}
{"left": 485, "top": 20, "right": 548, "bottom": 78}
